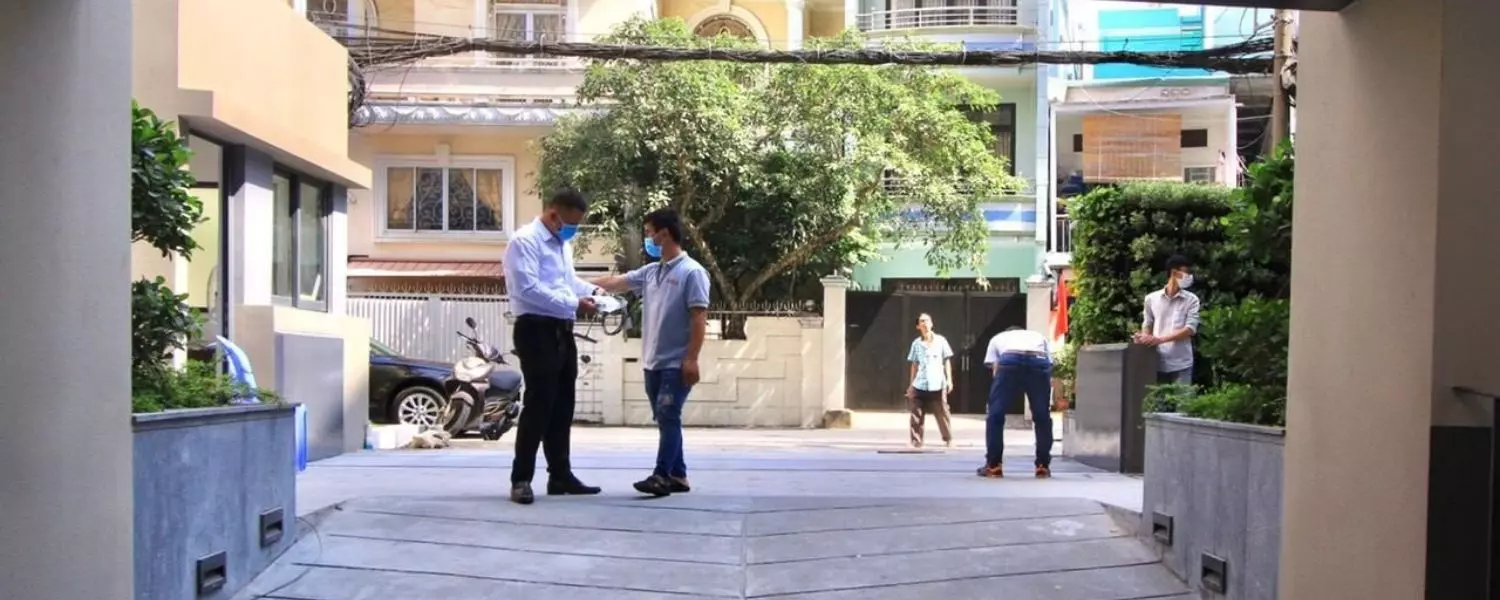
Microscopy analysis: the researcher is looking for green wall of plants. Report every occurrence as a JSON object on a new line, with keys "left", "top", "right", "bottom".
{"left": 1068, "top": 143, "right": 1295, "bottom": 426}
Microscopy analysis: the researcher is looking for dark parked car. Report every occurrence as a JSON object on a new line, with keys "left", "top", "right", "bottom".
{"left": 368, "top": 339, "right": 522, "bottom": 430}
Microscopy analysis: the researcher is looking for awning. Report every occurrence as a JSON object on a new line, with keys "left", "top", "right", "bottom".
{"left": 347, "top": 259, "right": 501, "bottom": 279}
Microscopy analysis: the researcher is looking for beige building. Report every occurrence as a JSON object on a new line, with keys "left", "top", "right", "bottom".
{"left": 7, "top": 0, "right": 1498, "bottom": 597}
{"left": 131, "top": 0, "right": 374, "bottom": 463}
{"left": 2, "top": 0, "right": 371, "bottom": 597}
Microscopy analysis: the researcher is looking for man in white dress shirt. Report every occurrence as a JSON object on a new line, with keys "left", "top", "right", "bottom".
{"left": 501, "top": 189, "right": 602, "bottom": 505}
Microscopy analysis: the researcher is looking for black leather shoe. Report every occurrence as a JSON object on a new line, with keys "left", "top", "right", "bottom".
{"left": 510, "top": 482, "right": 534, "bottom": 505}
{"left": 546, "top": 477, "right": 602, "bottom": 496}
{"left": 632, "top": 475, "right": 673, "bottom": 497}
{"left": 668, "top": 477, "right": 691, "bottom": 493}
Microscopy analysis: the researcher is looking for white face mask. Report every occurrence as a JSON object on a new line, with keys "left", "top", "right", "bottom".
{"left": 1178, "top": 273, "right": 1195, "bottom": 289}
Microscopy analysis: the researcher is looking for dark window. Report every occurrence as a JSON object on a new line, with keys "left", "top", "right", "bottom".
{"left": 1072, "top": 134, "right": 1084, "bottom": 152}
{"left": 1181, "top": 129, "right": 1209, "bottom": 148}
{"left": 272, "top": 169, "right": 333, "bottom": 311}
{"left": 965, "top": 103, "right": 1018, "bottom": 175}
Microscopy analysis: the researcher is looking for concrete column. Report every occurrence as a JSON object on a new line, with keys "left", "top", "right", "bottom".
{"left": 225, "top": 146, "right": 276, "bottom": 309}
{"left": 328, "top": 186, "right": 350, "bottom": 316}
{"left": 820, "top": 276, "right": 851, "bottom": 428}
{"left": 1033, "top": 79, "right": 1052, "bottom": 246}
{"left": 786, "top": 0, "right": 806, "bottom": 50}
{"left": 1025, "top": 277, "right": 1053, "bottom": 336}
{"left": 845, "top": 0, "right": 859, "bottom": 30}
{"left": 1222, "top": 100, "right": 1239, "bottom": 186}
{"left": 0, "top": 1, "right": 134, "bottom": 598}
{"left": 1282, "top": 0, "right": 1500, "bottom": 598}
{"left": 1024, "top": 277, "right": 1056, "bottom": 425}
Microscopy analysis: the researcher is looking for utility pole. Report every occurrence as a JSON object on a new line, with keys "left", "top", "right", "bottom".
{"left": 1267, "top": 9, "right": 1294, "bottom": 151}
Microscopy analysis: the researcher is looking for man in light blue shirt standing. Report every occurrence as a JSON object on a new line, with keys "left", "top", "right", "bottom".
{"left": 502, "top": 189, "right": 602, "bottom": 505}
{"left": 593, "top": 208, "right": 710, "bottom": 497}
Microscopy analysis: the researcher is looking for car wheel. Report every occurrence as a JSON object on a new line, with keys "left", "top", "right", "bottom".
{"left": 390, "top": 386, "right": 447, "bottom": 429}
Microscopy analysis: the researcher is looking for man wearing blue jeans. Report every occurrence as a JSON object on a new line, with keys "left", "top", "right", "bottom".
{"left": 978, "top": 327, "right": 1055, "bottom": 479}
{"left": 593, "top": 208, "right": 709, "bottom": 497}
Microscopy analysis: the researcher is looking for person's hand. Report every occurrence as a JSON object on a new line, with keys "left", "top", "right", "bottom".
{"left": 683, "top": 359, "right": 701, "bottom": 386}
{"left": 906, "top": 386, "right": 916, "bottom": 400}
{"left": 577, "top": 296, "right": 598, "bottom": 316}
{"left": 944, "top": 382, "right": 954, "bottom": 396}
{"left": 1133, "top": 332, "right": 1157, "bottom": 346}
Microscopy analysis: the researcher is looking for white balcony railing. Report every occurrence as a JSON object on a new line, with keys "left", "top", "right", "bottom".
{"left": 1051, "top": 213, "right": 1073, "bottom": 253}
{"left": 309, "top": 12, "right": 581, "bottom": 71}
{"left": 856, "top": 4, "right": 1021, "bottom": 32}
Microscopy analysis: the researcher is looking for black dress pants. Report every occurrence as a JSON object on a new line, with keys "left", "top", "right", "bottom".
{"left": 510, "top": 315, "right": 579, "bottom": 484}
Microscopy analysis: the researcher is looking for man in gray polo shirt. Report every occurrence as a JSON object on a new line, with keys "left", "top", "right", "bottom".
{"left": 1135, "top": 254, "right": 1202, "bottom": 384}
{"left": 593, "top": 208, "right": 710, "bottom": 497}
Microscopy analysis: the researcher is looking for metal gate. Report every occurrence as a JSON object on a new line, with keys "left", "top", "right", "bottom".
{"left": 845, "top": 289, "right": 1028, "bottom": 414}
{"left": 348, "top": 293, "right": 511, "bottom": 363}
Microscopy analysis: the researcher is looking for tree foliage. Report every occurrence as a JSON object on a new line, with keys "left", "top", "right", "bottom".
{"left": 131, "top": 102, "right": 206, "bottom": 409}
{"left": 133, "top": 101, "right": 203, "bottom": 259}
{"left": 536, "top": 18, "right": 1025, "bottom": 305}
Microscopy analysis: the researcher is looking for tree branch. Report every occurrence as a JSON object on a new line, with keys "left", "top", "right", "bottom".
{"left": 680, "top": 216, "right": 738, "bottom": 303}
{"left": 736, "top": 216, "right": 861, "bottom": 305}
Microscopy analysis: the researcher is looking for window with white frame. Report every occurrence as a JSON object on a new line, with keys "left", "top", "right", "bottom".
{"left": 1184, "top": 166, "right": 1218, "bottom": 184}
{"left": 377, "top": 156, "right": 516, "bottom": 239}
{"left": 492, "top": 0, "right": 566, "bottom": 42}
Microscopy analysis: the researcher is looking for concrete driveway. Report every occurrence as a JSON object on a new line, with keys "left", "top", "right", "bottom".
{"left": 236, "top": 421, "right": 1187, "bottom": 599}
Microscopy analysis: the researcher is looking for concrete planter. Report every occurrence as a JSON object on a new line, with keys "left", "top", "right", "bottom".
{"left": 1141, "top": 413, "right": 1284, "bottom": 599}
{"left": 133, "top": 404, "right": 297, "bottom": 600}
{"left": 1065, "top": 343, "right": 1158, "bottom": 473}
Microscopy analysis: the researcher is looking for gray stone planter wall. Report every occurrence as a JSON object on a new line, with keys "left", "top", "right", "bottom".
{"left": 1141, "top": 413, "right": 1284, "bottom": 599}
{"left": 134, "top": 404, "right": 297, "bottom": 600}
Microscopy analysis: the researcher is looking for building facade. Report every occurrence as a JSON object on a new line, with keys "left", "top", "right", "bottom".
{"left": 1042, "top": 1, "right": 1273, "bottom": 345}
{"left": 848, "top": 0, "right": 1064, "bottom": 293}
{"left": 135, "top": 0, "right": 374, "bottom": 455}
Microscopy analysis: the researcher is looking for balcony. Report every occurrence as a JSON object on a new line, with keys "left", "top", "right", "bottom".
{"left": 1051, "top": 213, "right": 1072, "bottom": 253}
{"left": 856, "top": 3, "right": 1023, "bottom": 32}
{"left": 308, "top": 12, "right": 582, "bottom": 72}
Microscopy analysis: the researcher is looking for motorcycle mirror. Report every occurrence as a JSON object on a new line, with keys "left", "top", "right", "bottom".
{"left": 465, "top": 317, "right": 477, "bottom": 329}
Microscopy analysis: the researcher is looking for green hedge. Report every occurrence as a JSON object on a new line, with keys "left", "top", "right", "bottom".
{"left": 1072, "top": 143, "right": 1296, "bottom": 427}
{"left": 1067, "top": 181, "right": 1236, "bottom": 346}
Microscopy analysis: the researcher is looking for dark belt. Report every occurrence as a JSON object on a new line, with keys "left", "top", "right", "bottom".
{"left": 515, "top": 314, "right": 572, "bottom": 327}
{"left": 1001, "top": 350, "right": 1049, "bottom": 359}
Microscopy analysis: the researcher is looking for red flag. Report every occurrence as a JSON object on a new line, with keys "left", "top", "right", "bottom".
{"left": 1052, "top": 278, "right": 1070, "bottom": 341}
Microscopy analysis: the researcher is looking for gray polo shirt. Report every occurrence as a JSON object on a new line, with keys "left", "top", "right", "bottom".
{"left": 625, "top": 254, "right": 711, "bottom": 370}
{"left": 1142, "top": 288, "right": 1202, "bottom": 373}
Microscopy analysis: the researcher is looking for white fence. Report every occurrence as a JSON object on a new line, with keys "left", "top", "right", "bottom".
{"left": 349, "top": 293, "right": 511, "bottom": 363}
{"left": 348, "top": 292, "right": 606, "bottom": 423}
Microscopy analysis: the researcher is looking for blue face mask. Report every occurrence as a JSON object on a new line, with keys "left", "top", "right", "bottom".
{"left": 644, "top": 236, "right": 662, "bottom": 259}
{"left": 557, "top": 223, "right": 580, "bottom": 242}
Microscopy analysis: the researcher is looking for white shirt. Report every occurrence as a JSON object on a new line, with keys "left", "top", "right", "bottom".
{"left": 1142, "top": 288, "right": 1201, "bottom": 373}
{"left": 984, "top": 329, "right": 1052, "bottom": 366}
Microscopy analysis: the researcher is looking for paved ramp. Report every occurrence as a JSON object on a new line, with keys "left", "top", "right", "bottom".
{"left": 238, "top": 495, "right": 1188, "bottom": 600}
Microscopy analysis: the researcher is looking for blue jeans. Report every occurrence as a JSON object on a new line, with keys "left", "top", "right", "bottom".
{"left": 645, "top": 369, "right": 690, "bottom": 479}
{"left": 986, "top": 354, "right": 1054, "bottom": 468}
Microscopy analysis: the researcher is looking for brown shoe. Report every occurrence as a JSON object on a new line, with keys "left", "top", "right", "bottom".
{"left": 976, "top": 464, "right": 1003, "bottom": 478}
{"left": 1035, "top": 465, "right": 1052, "bottom": 479}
